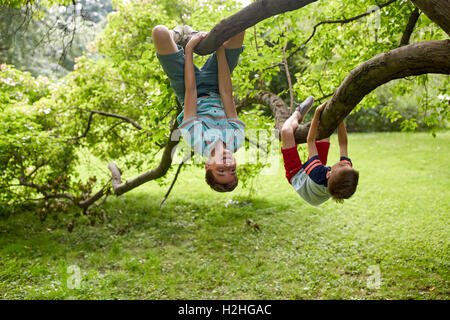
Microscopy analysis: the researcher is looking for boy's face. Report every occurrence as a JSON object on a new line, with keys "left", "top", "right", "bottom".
{"left": 205, "top": 148, "right": 237, "bottom": 184}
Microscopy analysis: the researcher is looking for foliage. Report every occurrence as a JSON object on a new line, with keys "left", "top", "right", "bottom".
{"left": 0, "top": 63, "right": 107, "bottom": 220}
{"left": 0, "top": 0, "right": 113, "bottom": 77}
{"left": 0, "top": 63, "right": 50, "bottom": 105}
{"left": 0, "top": 64, "right": 73, "bottom": 210}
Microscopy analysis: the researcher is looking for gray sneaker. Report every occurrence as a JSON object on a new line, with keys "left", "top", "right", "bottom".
{"left": 172, "top": 25, "right": 198, "bottom": 48}
{"left": 295, "top": 96, "right": 315, "bottom": 121}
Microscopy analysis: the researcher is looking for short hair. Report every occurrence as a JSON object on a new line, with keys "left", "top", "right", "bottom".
{"left": 205, "top": 169, "right": 238, "bottom": 192}
{"left": 327, "top": 166, "right": 359, "bottom": 202}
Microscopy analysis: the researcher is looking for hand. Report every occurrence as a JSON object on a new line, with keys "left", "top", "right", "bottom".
{"left": 291, "top": 120, "right": 299, "bottom": 132}
{"left": 216, "top": 44, "right": 225, "bottom": 54}
{"left": 315, "top": 101, "right": 328, "bottom": 115}
{"left": 185, "top": 32, "right": 208, "bottom": 51}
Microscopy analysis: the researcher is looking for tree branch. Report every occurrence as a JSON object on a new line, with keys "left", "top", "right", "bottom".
{"left": 194, "top": 0, "right": 318, "bottom": 55}
{"left": 400, "top": 7, "right": 421, "bottom": 46}
{"left": 253, "top": 25, "right": 264, "bottom": 90}
{"left": 26, "top": 161, "right": 47, "bottom": 178}
{"left": 108, "top": 162, "right": 122, "bottom": 193}
{"left": 18, "top": 175, "right": 76, "bottom": 202}
{"left": 78, "top": 179, "right": 112, "bottom": 209}
{"left": 73, "top": 111, "right": 94, "bottom": 141}
{"left": 293, "top": 40, "right": 450, "bottom": 143}
{"left": 160, "top": 154, "right": 192, "bottom": 207}
{"left": 89, "top": 110, "right": 144, "bottom": 130}
{"left": 282, "top": 19, "right": 294, "bottom": 113}
{"left": 236, "top": 91, "right": 290, "bottom": 133}
{"left": 107, "top": 123, "right": 181, "bottom": 196}
{"left": 316, "top": 92, "right": 334, "bottom": 103}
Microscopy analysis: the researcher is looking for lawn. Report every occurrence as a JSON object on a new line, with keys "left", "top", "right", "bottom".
{"left": 0, "top": 131, "right": 449, "bottom": 299}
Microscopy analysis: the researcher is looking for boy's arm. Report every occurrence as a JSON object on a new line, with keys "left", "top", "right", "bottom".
{"left": 306, "top": 101, "right": 327, "bottom": 158}
{"left": 216, "top": 46, "right": 238, "bottom": 119}
{"left": 183, "top": 33, "right": 207, "bottom": 122}
{"left": 337, "top": 121, "right": 348, "bottom": 158}
{"left": 183, "top": 45, "right": 197, "bottom": 121}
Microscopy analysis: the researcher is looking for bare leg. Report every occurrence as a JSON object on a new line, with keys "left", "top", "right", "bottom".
{"left": 152, "top": 25, "right": 178, "bottom": 55}
{"left": 223, "top": 31, "right": 245, "bottom": 49}
{"left": 281, "top": 111, "right": 301, "bottom": 149}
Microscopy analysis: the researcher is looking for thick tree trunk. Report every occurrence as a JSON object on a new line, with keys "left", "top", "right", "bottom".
{"left": 410, "top": 0, "right": 450, "bottom": 35}
{"left": 194, "top": 0, "right": 318, "bottom": 55}
{"left": 292, "top": 40, "right": 450, "bottom": 143}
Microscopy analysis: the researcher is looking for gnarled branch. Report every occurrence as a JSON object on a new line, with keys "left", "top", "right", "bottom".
{"left": 194, "top": 0, "right": 318, "bottom": 55}
{"left": 293, "top": 40, "right": 450, "bottom": 143}
{"left": 400, "top": 7, "right": 421, "bottom": 46}
{"left": 160, "top": 153, "right": 192, "bottom": 207}
{"left": 236, "top": 90, "right": 290, "bottom": 133}
{"left": 72, "top": 109, "right": 147, "bottom": 142}
{"left": 108, "top": 125, "right": 181, "bottom": 196}
{"left": 78, "top": 179, "right": 112, "bottom": 209}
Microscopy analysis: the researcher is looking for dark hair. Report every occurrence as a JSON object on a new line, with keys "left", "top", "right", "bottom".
{"left": 327, "top": 167, "right": 359, "bottom": 202}
{"left": 205, "top": 169, "right": 238, "bottom": 192}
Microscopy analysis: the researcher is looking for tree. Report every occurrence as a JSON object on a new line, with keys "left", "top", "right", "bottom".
{"left": 1, "top": 0, "right": 448, "bottom": 227}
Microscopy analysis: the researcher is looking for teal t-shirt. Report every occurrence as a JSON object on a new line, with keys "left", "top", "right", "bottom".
{"left": 177, "top": 92, "right": 245, "bottom": 157}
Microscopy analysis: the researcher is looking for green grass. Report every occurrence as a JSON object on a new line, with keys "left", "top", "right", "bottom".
{"left": 0, "top": 131, "right": 449, "bottom": 299}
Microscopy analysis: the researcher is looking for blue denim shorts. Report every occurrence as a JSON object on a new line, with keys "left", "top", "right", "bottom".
{"left": 156, "top": 45, "right": 244, "bottom": 105}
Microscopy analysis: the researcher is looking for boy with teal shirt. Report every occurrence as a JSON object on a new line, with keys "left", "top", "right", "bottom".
{"left": 152, "top": 25, "right": 245, "bottom": 192}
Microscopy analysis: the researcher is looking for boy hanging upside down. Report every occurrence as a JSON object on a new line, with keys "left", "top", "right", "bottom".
{"left": 152, "top": 25, "right": 245, "bottom": 192}
{"left": 280, "top": 97, "right": 359, "bottom": 206}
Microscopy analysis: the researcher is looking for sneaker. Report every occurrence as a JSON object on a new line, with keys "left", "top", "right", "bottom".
{"left": 171, "top": 26, "right": 183, "bottom": 43}
{"left": 295, "top": 96, "right": 315, "bottom": 122}
{"left": 172, "top": 25, "right": 198, "bottom": 48}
